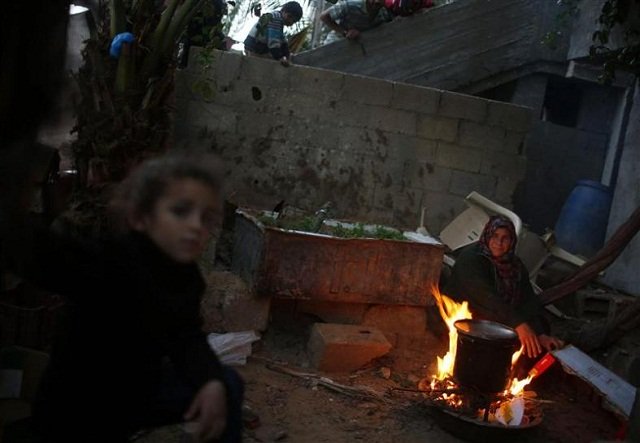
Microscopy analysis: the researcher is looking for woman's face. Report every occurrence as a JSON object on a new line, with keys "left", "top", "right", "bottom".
{"left": 488, "top": 227, "right": 513, "bottom": 258}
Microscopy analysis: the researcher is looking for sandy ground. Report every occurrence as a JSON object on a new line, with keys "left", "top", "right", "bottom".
{"left": 136, "top": 316, "right": 622, "bottom": 443}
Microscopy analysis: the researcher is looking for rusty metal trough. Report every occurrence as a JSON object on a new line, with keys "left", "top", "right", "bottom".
{"left": 231, "top": 210, "right": 444, "bottom": 306}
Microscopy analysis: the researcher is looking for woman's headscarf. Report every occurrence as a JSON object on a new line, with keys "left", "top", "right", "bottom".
{"left": 478, "top": 215, "right": 522, "bottom": 304}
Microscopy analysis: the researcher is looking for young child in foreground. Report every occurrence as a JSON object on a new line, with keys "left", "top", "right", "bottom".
{"left": 7, "top": 153, "right": 243, "bottom": 443}
{"left": 243, "top": 1, "right": 303, "bottom": 66}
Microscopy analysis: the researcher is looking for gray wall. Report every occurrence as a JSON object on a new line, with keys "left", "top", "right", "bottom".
{"left": 604, "top": 81, "right": 640, "bottom": 296}
{"left": 176, "top": 51, "right": 534, "bottom": 231}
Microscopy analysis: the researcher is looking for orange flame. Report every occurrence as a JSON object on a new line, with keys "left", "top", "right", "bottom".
{"left": 430, "top": 286, "right": 473, "bottom": 380}
{"left": 507, "top": 374, "right": 534, "bottom": 396}
{"left": 429, "top": 286, "right": 534, "bottom": 401}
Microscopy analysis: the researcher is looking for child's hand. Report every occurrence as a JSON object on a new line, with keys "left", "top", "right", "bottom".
{"left": 184, "top": 380, "right": 227, "bottom": 442}
{"left": 280, "top": 56, "right": 291, "bottom": 67}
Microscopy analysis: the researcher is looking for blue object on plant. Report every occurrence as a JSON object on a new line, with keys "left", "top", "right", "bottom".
{"left": 109, "top": 32, "right": 135, "bottom": 58}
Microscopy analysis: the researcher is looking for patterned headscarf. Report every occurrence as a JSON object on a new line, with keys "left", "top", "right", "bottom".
{"left": 478, "top": 215, "right": 522, "bottom": 304}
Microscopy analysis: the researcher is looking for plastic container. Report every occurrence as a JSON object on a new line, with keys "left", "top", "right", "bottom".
{"left": 554, "top": 180, "right": 613, "bottom": 258}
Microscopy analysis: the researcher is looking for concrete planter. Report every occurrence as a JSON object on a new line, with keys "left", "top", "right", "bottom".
{"left": 231, "top": 210, "right": 444, "bottom": 306}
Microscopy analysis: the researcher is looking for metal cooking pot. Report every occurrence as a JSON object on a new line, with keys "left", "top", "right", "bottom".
{"left": 453, "top": 319, "right": 520, "bottom": 393}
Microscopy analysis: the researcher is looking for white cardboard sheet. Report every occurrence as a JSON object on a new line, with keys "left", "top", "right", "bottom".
{"left": 552, "top": 345, "right": 636, "bottom": 418}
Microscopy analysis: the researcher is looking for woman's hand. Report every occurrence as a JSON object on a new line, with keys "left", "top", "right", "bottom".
{"left": 538, "top": 334, "right": 564, "bottom": 352}
{"left": 515, "top": 323, "right": 542, "bottom": 358}
{"left": 184, "top": 380, "right": 227, "bottom": 442}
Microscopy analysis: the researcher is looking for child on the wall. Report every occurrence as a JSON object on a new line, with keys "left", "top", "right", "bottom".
{"left": 244, "top": 1, "right": 303, "bottom": 66}
{"left": 4, "top": 153, "right": 243, "bottom": 443}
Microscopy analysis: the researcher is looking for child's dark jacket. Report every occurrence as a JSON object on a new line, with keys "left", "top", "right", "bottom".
{"left": 13, "top": 224, "right": 223, "bottom": 442}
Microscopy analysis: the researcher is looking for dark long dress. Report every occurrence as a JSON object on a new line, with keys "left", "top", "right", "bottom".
{"left": 443, "top": 242, "right": 547, "bottom": 334}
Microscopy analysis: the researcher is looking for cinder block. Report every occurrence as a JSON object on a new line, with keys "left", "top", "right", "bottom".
{"left": 439, "top": 91, "right": 488, "bottom": 122}
{"left": 494, "top": 176, "right": 519, "bottom": 205}
{"left": 449, "top": 170, "right": 497, "bottom": 197}
{"left": 187, "top": 102, "right": 238, "bottom": 132}
{"left": 239, "top": 55, "right": 291, "bottom": 88}
{"left": 422, "top": 190, "right": 467, "bottom": 232}
{"left": 333, "top": 101, "right": 373, "bottom": 128}
{"left": 417, "top": 115, "right": 459, "bottom": 142}
{"left": 342, "top": 75, "right": 393, "bottom": 106}
{"left": 486, "top": 101, "right": 534, "bottom": 132}
{"left": 436, "top": 142, "right": 484, "bottom": 173}
{"left": 289, "top": 66, "right": 345, "bottom": 100}
{"left": 458, "top": 121, "right": 506, "bottom": 150}
{"left": 480, "top": 153, "right": 527, "bottom": 179}
{"left": 362, "top": 305, "right": 428, "bottom": 336}
{"left": 500, "top": 130, "right": 527, "bottom": 155}
{"left": 404, "top": 161, "right": 453, "bottom": 192}
{"left": 368, "top": 106, "right": 417, "bottom": 136}
{"left": 214, "top": 51, "right": 244, "bottom": 88}
{"left": 391, "top": 82, "right": 440, "bottom": 114}
{"left": 372, "top": 184, "right": 423, "bottom": 216}
{"left": 308, "top": 323, "right": 392, "bottom": 372}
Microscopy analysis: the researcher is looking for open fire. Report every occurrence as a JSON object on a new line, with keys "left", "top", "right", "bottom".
{"left": 420, "top": 287, "right": 550, "bottom": 428}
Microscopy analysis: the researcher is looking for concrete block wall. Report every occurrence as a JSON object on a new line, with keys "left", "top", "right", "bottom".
{"left": 175, "top": 50, "right": 533, "bottom": 231}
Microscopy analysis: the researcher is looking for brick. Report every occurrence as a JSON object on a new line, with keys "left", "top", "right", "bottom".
{"left": 458, "top": 121, "right": 506, "bottom": 150}
{"left": 307, "top": 323, "right": 392, "bottom": 372}
{"left": 480, "top": 153, "right": 527, "bottom": 179}
{"left": 289, "top": 66, "right": 345, "bottom": 100}
{"left": 449, "top": 170, "right": 497, "bottom": 197}
{"left": 391, "top": 82, "right": 440, "bottom": 114}
{"left": 417, "top": 115, "right": 459, "bottom": 142}
{"left": 342, "top": 75, "right": 393, "bottom": 106}
{"left": 439, "top": 91, "right": 488, "bottom": 122}
{"left": 362, "top": 305, "right": 428, "bottom": 337}
{"left": 436, "top": 142, "right": 484, "bottom": 173}
{"left": 486, "top": 101, "right": 534, "bottom": 132}
{"left": 201, "top": 271, "right": 270, "bottom": 332}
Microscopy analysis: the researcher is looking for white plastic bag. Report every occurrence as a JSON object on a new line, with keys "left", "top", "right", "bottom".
{"left": 207, "top": 331, "right": 261, "bottom": 366}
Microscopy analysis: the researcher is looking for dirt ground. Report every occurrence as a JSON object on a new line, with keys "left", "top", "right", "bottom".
{"left": 137, "top": 315, "right": 622, "bottom": 443}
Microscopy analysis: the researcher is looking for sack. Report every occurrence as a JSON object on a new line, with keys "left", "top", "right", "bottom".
{"left": 207, "top": 331, "right": 261, "bottom": 366}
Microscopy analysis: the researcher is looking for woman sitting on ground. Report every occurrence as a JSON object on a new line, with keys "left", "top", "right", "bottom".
{"left": 444, "top": 215, "right": 564, "bottom": 360}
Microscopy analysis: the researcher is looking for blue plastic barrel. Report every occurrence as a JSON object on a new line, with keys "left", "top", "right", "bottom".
{"left": 554, "top": 180, "right": 613, "bottom": 257}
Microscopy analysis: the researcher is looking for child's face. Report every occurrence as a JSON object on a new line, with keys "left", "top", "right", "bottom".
{"left": 134, "top": 178, "right": 220, "bottom": 263}
{"left": 283, "top": 12, "right": 299, "bottom": 26}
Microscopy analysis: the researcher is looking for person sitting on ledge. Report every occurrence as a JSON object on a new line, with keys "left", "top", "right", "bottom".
{"left": 243, "top": 1, "right": 303, "bottom": 66}
{"left": 443, "top": 215, "right": 564, "bottom": 362}
{"left": 320, "top": 0, "right": 392, "bottom": 45}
